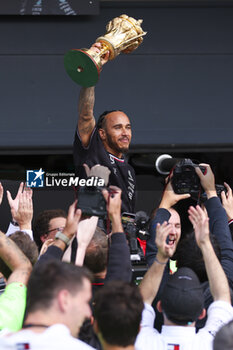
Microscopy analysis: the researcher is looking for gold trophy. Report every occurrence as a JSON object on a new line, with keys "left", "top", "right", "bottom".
{"left": 64, "top": 14, "right": 147, "bottom": 87}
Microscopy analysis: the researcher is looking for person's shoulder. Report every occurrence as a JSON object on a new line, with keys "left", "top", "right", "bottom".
{"left": 198, "top": 301, "right": 233, "bottom": 339}
{"left": 135, "top": 323, "right": 162, "bottom": 350}
{"left": 46, "top": 325, "right": 95, "bottom": 349}
{"left": 0, "top": 325, "right": 96, "bottom": 349}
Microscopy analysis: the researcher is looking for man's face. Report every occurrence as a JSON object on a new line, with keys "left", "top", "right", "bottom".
{"left": 99, "top": 111, "right": 132, "bottom": 157}
{"left": 69, "top": 278, "right": 92, "bottom": 337}
{"left": 167, "top": 208, "right": 181, "bottom": 249}
{"left": 44, "top": 217, "right": 66, "bottom": 241}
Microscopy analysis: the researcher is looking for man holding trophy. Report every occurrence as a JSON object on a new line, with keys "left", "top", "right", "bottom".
{"left": 65, "top": 15, "right": 147, "bottom": 213}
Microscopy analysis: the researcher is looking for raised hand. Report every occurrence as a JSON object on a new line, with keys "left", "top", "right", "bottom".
{"left": 7, "top": 183, "right": 33, "bottom": 222}
{"left": 39, "top": 238, "right": 54, "bottom": 257}
{"left": 76, "top": 216, "right": 98, "bottom": 249}
{"left": 102, "top": 186, "right": 123, "bottom": 232}
{"left": 89, "top": 42, "right": 110, "bottom": 66}
{"left": 63, "top": 200, "right": 82, "bottom": 239}
{"left": 195, "top": 163, "right": 217, "bottom": 199}
{"left": 12, "top": 191, "right": 33, "bottom": 230}
{"left": 188, "top": 205, "right": 210, "bottom": 247}
{"left": 159, "top": 178, "right": 190, "bottom": 210}
{"left": 221, "top": 182, "right": 233, "bottom": 221}
{"left": 155, "top": 221, "right": 177, "bottom": 262}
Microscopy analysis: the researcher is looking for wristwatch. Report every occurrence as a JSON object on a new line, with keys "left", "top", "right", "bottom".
{"left": 55, "top": 231, "right": 71, "bottom": 246}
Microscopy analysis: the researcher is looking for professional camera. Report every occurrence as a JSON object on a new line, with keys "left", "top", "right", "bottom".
{"left": 171, "top": 158, "right": 226, "bottom": 201}
{"left": 171, "top": 159, "right": 206, "bottom": 196}
{"left": 122, "top": 211, "right": 150, "bottom": 285}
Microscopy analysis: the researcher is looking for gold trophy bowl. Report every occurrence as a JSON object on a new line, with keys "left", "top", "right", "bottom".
{"left": 64, "top": 14, "right": 147, "bottom": 87}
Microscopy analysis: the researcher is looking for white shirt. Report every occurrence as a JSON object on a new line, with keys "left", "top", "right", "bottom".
{"left": 6, "top": 223, "right": 33, "bottom": 241}
{"left": 0, "top": 323, "right": 95, "bottom": 350}
{"left": 135, "top": 301, "right": 233, "bottom": 350}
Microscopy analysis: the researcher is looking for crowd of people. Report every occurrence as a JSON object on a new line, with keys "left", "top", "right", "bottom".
{"left": 0, "top": 160, "right": 232, "bottom": 349}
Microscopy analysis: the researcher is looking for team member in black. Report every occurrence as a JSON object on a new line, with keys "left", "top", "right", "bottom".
{"left": 73, "top": 44, "right": 136, "bottom": 213}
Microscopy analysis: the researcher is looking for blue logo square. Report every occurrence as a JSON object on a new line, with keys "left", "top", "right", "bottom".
{"left": 26, "top": 169, "right": 44, "bottom": 188}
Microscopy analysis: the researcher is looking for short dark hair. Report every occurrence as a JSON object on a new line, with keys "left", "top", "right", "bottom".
{"left": 26, "top": 260, "right": 92, "bottom": 314}
{"left": 175, "top": 231, "right": 221, "bottom": 283}
{"left": 84, "top": 227, "right": 108, "bottom": 274}
{"left": 0, "top": 231, "right": 39, "bottom": 279}
{"left": 214, "top": 320, "right": 233, "bottom": 350}
{"left": 96, "top": 110, "right": 122, "bottom": 130}
{"left": 33, "top": 209, "right": 67, "bottom": 249}
{"left": 93, "top": 281, "right": 143, "bottom": 346}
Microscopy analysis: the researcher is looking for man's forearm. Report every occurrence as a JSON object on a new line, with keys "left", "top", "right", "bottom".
{"left": 140, "top": 251, "right": 168, "bottom": 305}
{"left": 105, "top": 232, "right": 132, "bottom": 283}
{"left": 111, "top": 214, "right": 124, "bottom": 233}
{"left": 201, "top": 239, "right": 231, "bottom": 303}
{"left": 78, "top": 87, "right": 95, "bottom": 122}
{"left": 0, "top": 232, "right": 28, "bottom": 271}
{"left": 78, "top": 87, "right": 96, "bottom": 146}
{"left": 0, "top": 231, "right": 32, "bottom": 285}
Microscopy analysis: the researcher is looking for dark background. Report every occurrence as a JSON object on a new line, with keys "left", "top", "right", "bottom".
{"left": 0, "top": 0, "right": 99, "bottom": 15}
{"left": 0, "top": 0, "right": 233, "bottom": 231}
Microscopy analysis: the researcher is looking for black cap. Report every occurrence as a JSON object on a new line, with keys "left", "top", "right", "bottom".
{"left": 161, "top": 267, "right": 204, "bottom": 325}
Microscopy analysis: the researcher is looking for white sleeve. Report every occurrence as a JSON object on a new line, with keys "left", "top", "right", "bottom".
{"left": 203, "top": 300, "right": 233, "bottom": 337}
{"left": 141, "top": 303, "right": 156, "bottom": 328}
{"left": 5, "top": 223, "right": 34, "bottom": 241}
{"left": 135, "top": 303, "right": 160, "bottom": 350}
{"left": 5, "top": 223, "right": 20, "bottom": 236}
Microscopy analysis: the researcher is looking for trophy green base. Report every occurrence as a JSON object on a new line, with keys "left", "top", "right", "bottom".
{"left": 64, "top": 49, "right": 100, "bottom": 87}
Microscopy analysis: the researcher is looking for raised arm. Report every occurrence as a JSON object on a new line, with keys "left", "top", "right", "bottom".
{"left": 74, "top": 216, "right": 98, "bottom": 266}
{"left": 188, "top": 205, "right": 230, "bottom": 303}
{"left": 196, "top": 165, "right": 233, "bottom": 287}
{"left": 102, "top": 186, "right": 132, "bottom": 282}
{"left": 195, "top": 163, "right": 217, "bottom": 200}
{"left": 140, "top": 221, "right": 177, "bottom": 305}
{"left": 6, "top": 183, "right": 33, "bottom": 237}
{"left": 197, "top": 164, "right": 230, "bottom": 248}
{"left": 0, "top": 231, "right": 32, "bottom": 332}
{"left": 158, "top": 179, "right": 191, "bottom": 210}
{"left": 102, "top": 186, "right": 124, "bottom": 234}
{"left": 77, "top": 43, "right": 109, "bottom": 147}
{"left": 221, "top": 182, "right": 233, "bottom": 222}
{"left": 78, "top": 87, "right": 96, "bottom": 147}
{"left": 0, "top": 231, "right": 32, "bottom": 286}
{"left": 11, "top": 191, "right": 33, "bottom": 232}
